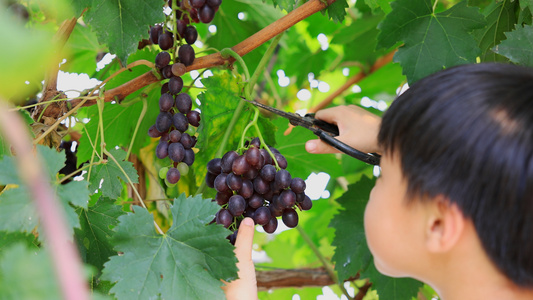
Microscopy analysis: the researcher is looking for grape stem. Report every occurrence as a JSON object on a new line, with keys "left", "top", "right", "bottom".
{"left": 126, "top": 96, "right": 148, "bottom": 160}
{"left": 220, "top": 48, "right": 251, "bottom": 97}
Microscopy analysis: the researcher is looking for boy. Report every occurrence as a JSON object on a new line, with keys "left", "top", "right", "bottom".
{"left": 223, "top": 63, "right": 533, "bottom": 299}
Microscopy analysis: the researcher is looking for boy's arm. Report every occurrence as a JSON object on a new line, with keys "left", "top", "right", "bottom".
{"left": 305, "top": 105, "right": 381, "bottom": 155}
{"left": 222, "top": 218, "right": 258, "bottom": 300}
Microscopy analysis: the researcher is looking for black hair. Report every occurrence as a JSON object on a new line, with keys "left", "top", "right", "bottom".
{"left": 378, "top": 63, "right": 533, "bottom": 287}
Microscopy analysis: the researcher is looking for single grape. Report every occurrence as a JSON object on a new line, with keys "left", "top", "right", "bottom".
{"left": 159, "top": 93, "right": 174, "bottom": 112}
{"left": 296, "top": 192, "right": 305, "bottom": 203}
{"left": 187, "top": 110, "right": 201, "bottom": 127}
{"left": 168, "top": 76, "right": 184, "bottom": 94}
{"left": 221, "top": 151, "right": 239, "bottom": 173}
{"left": 243, "top": 207, "right": 255, "bottom": 219}
{"left": 169, "top": 130, "right": 182, "bottom": 143}
{"left": 207, "top": 158, "right": 222, "bottom": 174}
{"left": 253, "top": 206, "right": 271, "bottom": 226}
{"left": 253, "top": 176, "right": 269, "bottom": 195}
{"left": 232, "top": 155, "right": 251, "bottom": 175}
{"left": 260, "top": 149, "right": 273, "bottom": 165}
{"left": 179, "top": 133, "right": 192, "bottom": 149}
{"left": 275, "top": 169, "right": 291, "bottom": 190}
{"left": 263, "top": 189, "right": 274, "bottom": 201}
{"left": 150, "top": 25, "right": 163, "bottom": 44}
{"left": 216, "top": 209, "right": 233, "bottom": 228}
{"left": 262, "top": 216, "right": 278, "bottom": 233}
{"left": 148, "top": 124, "right": 163, "bottom": 138}
{"left": 239, "top": 179, "right": 254, "bottom": 199}
{"left": 226, "top": 172, "right": 243, "bottom": 192}
{"left": 199, "top": 5, "right": 215, "bottom": 23}
{"left": 189, "top": 8, "right": 200, "bottom": 23}
{"left": 207, "top": 0, "right": 222, "bottom": 8}
{"left": 250, "top": 137, "right": 261, "bottom": 148}
{"left": 160, "top": 132, "right": 170, "bottom": 143}
{"left": 178, "top": 44, "right": 195, "bottom": 66}
{"left": 184, "top": 26, "right": 198, "bottom": 44}
{"left": 280, "top": 190, "right": 296, "bottom": 208}
{"left": 227, "top": 230, "right": 238, "bottom": 245}
{"left": 274, "top": 153, "right": 288, "bottom": 169}
{"left": 243, "top": 167, "right": 258, "bottom": 180}
{"left": 173, "top": 113, "right": 189, "bottom": 132}
{"left": 183, "top": 149, "right": 195, "bottom": 166}
{"left": 161, "top": 82, "right": 170, "bottom": 94}
{"left": 290, "top": 177, "right": 306, "bottom": 194}
{"left": 205, "top": 172, "right": 217, "bottom": 188}
{"left": 260, "top": 164, "right": 276, "bottom": 182}
{"left": 166, "top": 167, "right": 181, "bottom": 184}
{"left": 191, "top": 0, "right": 206, "bottom": 8}
{"left": 171, "top": 62, "right": 187, "bottom": 77}
{"left": 214, "top": 173, "right": 230, "bottom": 193}
{"left": 248, "top": 193, "right": 264, "bottom": 209}
{"left": 245, "top": 146, "right": 261, "bottom": 167}
{"left": 155, "top": 112, "right": 173, "bottom": 132}
{"left": 156, "top": 141, "right": 169, "bottom": 159}
{"left": 168, "top": 142, "right": 185, "bottom": 162}
{"left": 270, "top": 147, "right": 280, "bottom": 154}
{"left": 215, "top": 190, "right": 232, "bottom": 205}
{"left": 158, "top": 31, "right": 173, "bottom": 50}
{"left": 301, "top": 195, "right": 312, "bottom": 210}
{"left": 176, "top": 93, "right": 192, "bottom": 113}
{"left": 161, "top": 65, "right": 173, "bottom": 79}
{"left": 228, "top": 195, "right": 246, "bottom": 216}
{"left": 176, "top": 19, "right": 188, "bottom": 38}
{"left": 159, "top": 166, "right": 169, "bottom": 179}
{"left": 155, "top": 51, "right": 171, "bottom": 69}
{"left": 282, "top": 208, "right": 298, "bottom": 228}
{"left": 176, "top": 162, "right": 189, "bottom": 176}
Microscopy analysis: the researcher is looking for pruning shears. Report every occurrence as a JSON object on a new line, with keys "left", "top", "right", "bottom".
{"left": 242, "top": 98, "right": 381, "bottom": 165}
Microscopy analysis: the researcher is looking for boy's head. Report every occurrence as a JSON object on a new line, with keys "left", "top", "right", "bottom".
{"left": 374, "top": 63, "right": 533, "bottom": 287}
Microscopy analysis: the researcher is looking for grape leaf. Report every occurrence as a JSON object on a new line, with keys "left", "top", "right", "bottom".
{"left": 330, "top": 175, "right": 375, "bottom": 281}
{"left": 493, "top": 24, "right": 533, "bottom": 67}
{"left": 377, "top": 0, "right": 486, "bottom": 83}
{"left": 75, "top": 197, "right": 126, "bottom": 273}
{"left": 0, "top": 231, "right": 38, "bottom": 254}
{"left": 80, "top": 0, "right": 165, "bottom": 65}
{"left": 63, "top": 24, "right": 104, "bottom": 74}
{"left": 0, "top": 146, "right": 90, "bottom": 237}
{"left": 326, "top": 0, "right": 349, "bottom": 23}
{"left": 266, "top": 0, "right": 297, "bottom": 12}
{"left": 88, "top": 148, "right": 138, "bottom": 199}
{"left": 362, "top": 259, "right": 423, "bottom": 300}
{"left": 102, "top": 193, "right": 238, "bottom": 300}
{"left": 0, "top": 244, "right": 61, "bottom": 300}
{"left": 273, "top": 117, "right": 343, "bottom": 179}
{"left": 474, "top": 0, "right": 518, "bottom": 62}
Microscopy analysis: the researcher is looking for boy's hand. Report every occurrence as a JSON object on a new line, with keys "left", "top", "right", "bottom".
{"left": 305, "top": 105, "right": 381, "bottom": 155}
{"left": 222, "top": 217, "right": 258, "bottom": 300}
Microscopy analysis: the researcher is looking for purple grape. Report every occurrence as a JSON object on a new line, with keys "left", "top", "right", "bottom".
{"left": 243, "top": 207, "right": 256, "bottom": 219}
{"left": 173, "top": 113, "right": 189, "bottom": 132}
{"left": 301, "top": 195, "right": 312, "bottom": 211}
{"left": 215, "top": 191, "right": 232, "bottom": 205}
{"left": 250, "top": 137, "right": 261, "bottom": 148}
{"left": 176, "top": 19, "right": 187, "bottom": 38}
{"left": 160, "top": 132, "right": 170, "bottom": 143}
{"left": 275, "top": 169, "right": 291, "bottom": 190}
{"left": 180, "top": 132, "right": 194, "bottom": 149}
{"left": 199, "top": 5, "right": 215, "bottom": 23}
{"left": 228, "top": 195, "right": 246, "bottom": 217}
{"left": 221, "top": 151, "right": 239, "bottom": 173}
{"left": 239, "top": 179, "right": 253, "bottom": 199}
{"left": 260, "top": 164, "right": 276, "bottom": 182}
{"left": 150, "top": 25, "right": 162, "bottom": 44}
{"left": 156, "top": 141, "right": 169, "bottom": 159}
{"left": 158, "top": 31, "right": 173, "bottom": 50}
{"left": 274, "top": 153, "right": 288, "bottom": 169}
{"left": 247, "top": 194, "right": 263, "bottom": 209}
{"left": 260, "top": 149, "right": 273, "bottom": 165}
{"left": 290, "top": 177, "right": 306, "bottom": 194}
{"left": 253, "top": 206, "right": 271, "bottom": 226}
{"left": 183, "top": 149, "right": 195, "bottom": 166}
{"left": 161, "top": 82, "right": 169, "bottom": 94}
{"left": 148, "top": 124, "right": 163, "bottom": 138}
{"left": 155, "top": 51, "right": 171, "bottom": 69}
{"left": 161, "top": 65, "right": 173, "bottom": 79}
{"left": 155, "top": 112, "right": 173, "bottom": 132}
{"left": 168, "top": 76, "right": 184, "bottom": 94}
{"left": 176, "top": 93, "right": 192, "bottom": 113}
{"left": 184, "top": 26, "right": 198, "bottom": 44}
{"left": 214, "top": 173, "right": 230, "bottom": 193}
{"left": 245, "top": 146, "right": 261, "bottom": 167}
{"left": 253, "top": 176, "right": 269, "bottom": 195}
{"left": 226, "top": 172, "right": 243, "bottom": 192}
{"left": 262, "top": 216, "right": 278, "bottom": 233}
{"left": 169, "top": 130, "right": 182, "bottom": 143}
{"left": 168, "top": 142, "right": 185, "bottom": 162}
{"left": 166, "top": 167, "right": 180, "bottom": 184}
{"left": 216, "top": 209, "right": 233, "bottom": 228}
{"left": 296, "top": 192, "right": 305, "bottom": 203}
{"left": 159, "top": 93, "right": 174, "bottom": 112}
{"left": 243, "top": 167, "right": 258, "bottom": 180}
{"left": 207, "top": 158, "right": 222, "bottom": 174}
{"left": 280, "top": 190, "right": 296, "bottom": 208}
{"left": 282, "top": 208, "right": 298, "bottom": 228}
{"left": 178, "top": 44, "right": 195, "bottom": 66}
{"left": 205, "top": 172, "right": 217, "bottom": 188}
{"left": 187, "top": 110, "right": 201, "bottom": 127}
{"left": 232, "top": 155, "right": 250, "bottom": 175}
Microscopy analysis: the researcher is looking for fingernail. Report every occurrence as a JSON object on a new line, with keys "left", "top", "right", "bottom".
{"left": 242, "top": 217, "right": 254, "bottom": 226}
{"left": 306, "top": 141, "right": 316, "bottom": 153}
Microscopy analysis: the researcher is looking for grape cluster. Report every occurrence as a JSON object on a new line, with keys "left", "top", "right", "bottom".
{"left": 205, "top": 138, "right": 312, "bottom": 244}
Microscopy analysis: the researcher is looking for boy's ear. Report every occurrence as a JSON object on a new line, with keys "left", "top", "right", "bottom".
{"left": 424, "top": 196, "right": 466, "bottom": 253}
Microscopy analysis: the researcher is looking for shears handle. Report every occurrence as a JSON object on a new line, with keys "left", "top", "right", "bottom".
{"left": 315, "top": 130, "right": 381, "bottom": 165}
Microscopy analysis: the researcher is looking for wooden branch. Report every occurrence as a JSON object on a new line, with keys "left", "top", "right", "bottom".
{"left": 59, "top": 0, "right": 337, "bottom": 112}
{"left": 256, "top": 267, "right": 359, "bottom": 290}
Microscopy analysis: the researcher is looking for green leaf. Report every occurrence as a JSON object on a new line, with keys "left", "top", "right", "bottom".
{"left": 75, "top": 197, "right": 125, "bottom": 273}
{"left": 362, "top": 259, "right": 423, "bottom": 300}
{"left": 0, "top": 231, "right": 38, "bottom": 255}
{"left": 273, "top": 117, "right": 343, "bottom": 179}
{"left": 0, "top": 243, "right": 61, "bottom": 300}
{"left": 88, "top": 148, "right": 138, "bottom": 199}
{"left": 63, "top": 24, "right": 104, "bottom": 74}
{"left": 102, "top": 193, "right": 238, "bottom": 300}
{"left": 82, "top": 0, "right": 166, "bottom": 64}
{"left": 474, "top": 0, "right": 518, "bottom": 62}
{"left": 330, "top": 176, "right": 375, "bottom": 281}
{"left": 493, "top": 24, "right": 533, "bottom": 67}
{"left": 377, "top": 0, "right": 486, "bottom": 83}
{"left": 326, "top": 0, "right": 349, "bottom": 23}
